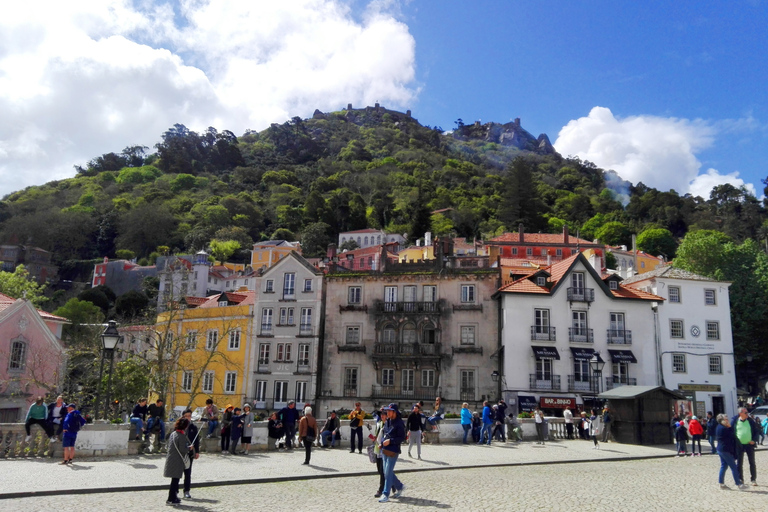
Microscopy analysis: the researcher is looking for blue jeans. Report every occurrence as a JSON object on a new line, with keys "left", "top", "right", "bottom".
{"left": 320, "top": 430, "right": 335, "bottom": 447}
{"left": 207, "top": 420, "right": 219, "bottom": 437}
{"left": 130, "top": 417, "right": 144, "bottom": 438}
{"left": 146, "top": 417, "right": 165, "bottom": 441}
{"left": 479, "top": 424, "right": 493, "bottom": 444}
{"left": 708, "top": 435, "right": 716, "bottom": 453}
{"left": 718, "top": 451, "right": 742, "bottom": 485}
{"left": 462, "top": 424, "right": 471, "bottom": 443}
{"left": 382, "top": 452, "right": 403, "bottom": 497}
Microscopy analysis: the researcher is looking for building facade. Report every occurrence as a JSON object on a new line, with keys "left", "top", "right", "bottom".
{"left": 338, "top": 229, "right": 405, "bottom": 251}
{"left": 251, "top": 240, "right": 302, "bottom": 272}
{"left": 487, "top": 226, "right": 605, "bottom": 268}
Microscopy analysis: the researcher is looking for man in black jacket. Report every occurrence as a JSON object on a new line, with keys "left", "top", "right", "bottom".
{"left": 706, "top": 411, "right": 718, "bottom": 454}
{"left": 146, "top": 399, "right": 166, "bottom": 443}
{"left": 278, "top": 400, "right": 299, "bottom": 449}
{"left": 182, "top": 409, "right": 201, "bottom": 500}
{"left": 320, "top": 411, "right": 340, "bottom": 448}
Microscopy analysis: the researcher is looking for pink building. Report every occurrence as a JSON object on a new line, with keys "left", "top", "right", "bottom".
{"left": 0, "top": 294, "right": 68, "bottom": 422}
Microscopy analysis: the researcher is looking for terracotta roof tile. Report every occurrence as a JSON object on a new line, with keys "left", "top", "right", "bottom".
{"left": 489, "top": 233, "right": 595, "bottom": 245}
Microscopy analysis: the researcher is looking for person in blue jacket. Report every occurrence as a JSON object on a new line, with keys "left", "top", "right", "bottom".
{"left": 706, "top": 411, "right": 718, "bottom": 454}
{"left": 715, "top": 413, "right": 747, "bottom": 490}
{"left": 60, "top": 403, "right": 86, "bottom": 465}
{"left": 460, "top": 402, "right": 473, "bottom": 444}
{"left": 478, "top": 401, "right": 493, "bottom": 445}
{"left": 378, "top": 403, "right": 406, "bottom": 503}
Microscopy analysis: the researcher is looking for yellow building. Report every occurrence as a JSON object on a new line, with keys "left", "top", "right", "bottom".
{"left": 157, "top": 290, "right": 255, "bottom": 411}
{"left": 397, "top": 244, "right": 435, "bottom": 262}
{"left": 251, "top": 240, "right": 302, "bottom": 271}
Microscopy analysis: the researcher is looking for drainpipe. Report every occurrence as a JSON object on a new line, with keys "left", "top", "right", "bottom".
{"left": 653, "top": 302, "right": 664, "bottom": 387}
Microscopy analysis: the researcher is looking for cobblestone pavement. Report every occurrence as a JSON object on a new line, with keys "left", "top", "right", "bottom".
{"left": 4, "top": 442, "right": 768, "bottom": 511}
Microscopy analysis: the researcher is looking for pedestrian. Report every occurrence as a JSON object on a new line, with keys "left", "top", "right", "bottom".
{"left": 563, "top": 407, "right": 574, "bottom": 440}
{"left": 164, "top": 417, "right": 190, "bottom": 506}
{"left": 579, "top": 411, "right": 590, "bottom": 440}
{"left": 146, "top": 399, "right": 166, "bottom": 444}
{"left": 706, "top": 411, "right": 718, "bottom": 453}
{"left": 228, "top": 407, "right": 243, "bottom": 455}
{"left": 407, "top": 403, "right": 423, "bottom": 459}
{"left": 267, "top": 411, "right": 283, "bottom": 451}
{"left": 670, "top": 411, "right": 680, "bottom": 443}
{"left": 492, "top": 405, "right": 506, "bottom": 442}
{"left": 129, "top": 398, "right": 148, "bottom": 441}
{"left": 716, "top": 413, "right": 748, "bottom": 490}
{"left": 688, "top": 415, "right": 704, "bottom": 456}
{"left": 202, "top": 398, "right": 219, "bottom": 438}
{"left": 534, "top": 407, "right": 546, "bottom": 445}
{"left": 59, "top": 403, "right": 86, "bottom": 465}
{"left": 460, "top": 402, "right": 472, "bottom": 444}
{"left": 278, "top": 400, "right": 299, "bottom": 450}
{"left": 24, "top": 396, "right": 53, "bottom": 443}
{"left": 601, "top": 405, "right": 613, "bottom": 442}
{"left": 370, "top": 409, "right": 388, "bottom": 498}
{"left": 426, "top": 397, "right": 445, "bottom": 430}
{"left": 181, "top": 409, "right": 200, "bottom": 500}
{"left": 471, "top": 411, "right": 481, "bottom": 443}
{"left": 478, "top": 401, "right": 493, "bottom": 445}
{"left": 298, "top": 406, "right": 318, "bottom": 465}
{"left": 589, "top": 409, "right": 601, "bottom": 449}
{"left": 320, "top": 410, "right": 340, "bottom": 448}
{"left": 240, "top": 404, "right": 254, "bottom": 455}
{"left": 762, "top": 416, "right": 768, "bottom": 446}
{"left": 756, "top": 416, "right": 765, "bottom": 445}
{"left": 47, "top": 395, "right": 67, "bottom": 442}
{"left": 220, "top": 404, "right": 234, "bottom": 452}
{"left": 378, "top": 403, "right": 406, "bottom": 503}
{"left": 675, "top": 421, "right": 688, "bottom": 456}
{"left": 731, "top": 407, "right": 759, "bottom": 486}
{"left": 349, "top": 401, "right": 365, "bottom": 454}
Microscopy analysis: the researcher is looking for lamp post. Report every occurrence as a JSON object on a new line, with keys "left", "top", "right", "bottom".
{"left": 589, "top": 352, "right": 606, "bottom": 410}
{"left": 94, "top": 321, "right": 121, "bottom": 420}
{"left": 491, "top": 370, "right": 500, "bottom": 401}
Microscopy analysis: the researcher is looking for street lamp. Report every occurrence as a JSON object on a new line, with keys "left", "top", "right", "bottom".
{"left": 491, "top": 370, "right": 501, "bottom": 401}
{"left": 589, "top": 352, "right": 606, "bottom": 409}
{"left": 94, "top": 321, "right": 121, "bottom": 420}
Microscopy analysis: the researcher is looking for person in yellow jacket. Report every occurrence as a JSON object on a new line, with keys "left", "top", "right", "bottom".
{"left": 349, "top": 402, "right": 366, "bottom": 454}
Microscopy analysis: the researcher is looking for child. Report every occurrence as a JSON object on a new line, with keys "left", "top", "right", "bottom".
{"left": 60, "top": 403, "right": 86, "bottom": 465}
{"left": 675, "top": 421, "right": 688, "bottom": 456}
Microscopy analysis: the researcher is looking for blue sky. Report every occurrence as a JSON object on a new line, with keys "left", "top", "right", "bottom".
{"left": 1, "top": 0, "right": 766, "bottom": 199}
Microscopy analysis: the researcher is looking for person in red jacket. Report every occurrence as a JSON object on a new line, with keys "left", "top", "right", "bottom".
{"left": 688, "top": 415, "right": 705, "bottom": 456}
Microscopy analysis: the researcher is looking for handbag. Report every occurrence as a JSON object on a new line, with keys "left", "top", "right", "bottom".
{"left": 305, "top": 424, "right": 316, "bottom": 443}
{"left": 381, "top": 448, "right": 396, "bottom": 457}
{"left": 173, "top": 439, "right": 191, "bottom": 470}
{"left": 366, "top": 444, "right": 377, "bottom": 463}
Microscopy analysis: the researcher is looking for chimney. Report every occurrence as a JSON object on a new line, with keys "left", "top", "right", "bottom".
{"left": 425, "top": 232, "right": 432, "bottom": 246}
{"left": 563, "top": 225, "right": 569, "bottom": 244}
{"left": 518, "top": 223, "right": 525, "bottom": 243}
{"left": 326, "top": 243, "right": 337, "bottom": 261}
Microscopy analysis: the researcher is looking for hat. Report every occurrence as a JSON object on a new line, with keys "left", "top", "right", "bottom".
{"left": 66, "top": 403, "right": 77, "bottom": 409}
{"left": 691, "top": 415, "right": 697, "bottom": 420}
{"left": 225, "top": 404, "right": 233, "bottom": 409}
{"left": 233, "top": 407, "right": 241, "bottom": 413}
{"left": 243, "top": 404, "right": 251, "bottom": 409}
{"left": 331, "top": 410, "right": 337, "bottom": 414}
{"left": 382, "top": 403, "right": 400, "bottom": 413}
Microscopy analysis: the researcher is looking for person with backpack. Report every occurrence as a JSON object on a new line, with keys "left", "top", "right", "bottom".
{"left": 299, "top": 406, "right": 318, "bottom": 465}
{"left": 164, "top": 418, "right": 191, "bottom": 505}
{"left": 60, "top": 403, "right": 86, "bottom": 465}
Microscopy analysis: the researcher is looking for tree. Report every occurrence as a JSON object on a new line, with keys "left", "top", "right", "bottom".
{"left": 636, "top": 228, "right": 677, "bottom": 259}
{"left": 209, "top": 240, "right": 241, "bottom": 263}
{"left": 339, "top": 239, "right": 359, "bottom": 252}
{"left": 498, "top": 157, "right": 546, "bottom": 232}
{"left": 301, "top": 222, "right": 332, "bottom": 258}
{"left": 0, "top": 265, "right": 47, "bottom": 307}
{"left": 595, "top": 222, "right": 631, "bottom": 247}
{"left": 674, "top": 230, "right": 732, "bottom": 278}
{"left": 115, "top": 290, "right": 150, "bottom": 321}
{"left": 78, "top": 286, "right": 115, "bottom": 317}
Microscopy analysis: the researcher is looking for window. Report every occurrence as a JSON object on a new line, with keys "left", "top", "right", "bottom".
{"left": 283, "top": 273, "right": 296, "bottom": 299}
{"left": 303, "top": 279, "right": 313, "bottom": 292}
{"left": 403, "top": 285, "right": 417, "bottom": 311}
{"left": 279, "top": 307, "right": 295, "bottom": 325}
{"left": 206, "top": 330, "right": 219, "bottom": 350}
{"left": 382, "top": 325, "right": 396, "bottom": 343}
{"left": 384, "top": 286, "right": 397, "bottom": 311}
{"left": 537, "top": 276, "right": 546, "bottom": 286}
{"left": 460, "top": 370, "right": 475, "bottom": 399}
{"left": 421, "top": 369, "right": 435, "bottom": 388}
{"left": 261, "top": 308, "right": 273, "bottom": 334}
{"left": 298, "top": 344, "right": 310, "bottom": 366}
{"left": 348, "top": 286, "right": 362, "bottom": 304}
{"left": 536, "top": 359, "right": 553, "bottom": 380}
{"left": 461, "top": 284, "right": 475, "bottom": 303}
{"left": 228, "top": 330, "right": 241, "bottom": 350}
{"left": 709, "top": 356, "right": 722, "bottom": 374}
{"left": 274, "top": 381, "right": 289, "bottom": 403}
{"left": 556, "top": 249, "right": 562, "bottom": 257}
{"left": 219, "top": 299, "right": 228, "bottom": 307}
{"left": 572, "top": 311, "right": 587, "bottom": 335}
{"left": 265, "top": 279, "right": 274, "bottom": 293}
{"left": 382, "top": 368, "right": 395, "bottom": 386}
{"left": 182, "top": 371, "right": 193, "bottom": 392}
{"left": 401, "top": 369, "right": 414, "bottom": 394}
{"left": 571, "top": 249, "right": 578, "bottom": 255}
{"left": 534, "top": 309, "right": 550, "bottom": 335}
{"left": 345, "top": 326, "right": 360, "bottom": 344}
{"left": 423, "top": 285, "right": 437, "bottom": 303}
{"left": 526, "top": 248, "right": 533, "bottom": 256}
{"left": 185, "top": 332, "right": 197, "bottom": 351}
{"left": 669, "top": 286, "right": 680, "bottom": 303}
{"left": 202, "top": 371, "right": 214, "bottom": 393}
{"left": 423, "top": 324, "right": 437, "bottom": 344}
{"left": 705, "top": 289, "right": 716, "bottom": 305}
{"left": 224, "top": 371, "right": 237, "bottom": 393}
{"left": 344, "top": 368, "right": 359, "bottom": 396}
{"left": 460, "top": 326, "right": 476, "bottom": 345}
{"left": 255, "top": 380, "right": 267, "bottom": 402}
{"left": 296, "top": 381, "right": 307, "bottom": 402}
{"left": 258, "top": 343, "right": 270, "bottom": 365}
{"left": 672, "top": 354, "right": 686, "bottom": 373}
{"left": 574, "top": 360, "right": 590, "bottom": 382}
{"left": 609, "top": 280, "right": 618, "bottom": 290}
{"left": 670, "top": 320, "right": 684, "bottom": 339}
{"left": 276, "top": 343, "right": 292, "bottom": 362}
{"left": 402, "top": 323, "right": 416, "bottom": 343}
{"left": 612, "top": 362, "right": 629, "bottom": 382}
{"left": 300, "top": 308, "right": 312, "bottom": 334}
{"left": 609, "top": 313, "right": 625, "bottom": 333}
{"left": 512, "top": 248, "right": 518, "bottom": 255}
{"left": 706, "top": 321, "right": 720, "bottom": 340}
{"left": 571, "top": 272, "right": 584, "bottom": 291}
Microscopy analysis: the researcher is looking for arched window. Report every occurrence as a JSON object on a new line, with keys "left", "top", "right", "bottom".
{"left": 357, "top": 237, "right": 362, "bottom": 246}
{"left": 422, "top": 323, "right": 437, "bottom": 344}
{"left": 9, "top": 339, "right": 26, "bottom": 370}
{"left": 341, "top": 237, "right": 346, "bottom": 244}
{"left": 377, "top": 235, "right": 381, "bottom": 244}
{"left": 402, "top": 323, "right": 417, "bottom": 344}
{"left": 382, "top": 325, "right": 397, "bottom": 343}
{"left": 364, "top": 236, "right": 369, "bottom": 246}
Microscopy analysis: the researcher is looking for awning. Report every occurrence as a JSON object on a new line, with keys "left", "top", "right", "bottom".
{"left": 570, "top": 347, "right": 595, "bottom": 360}
{"left": 532, "top": 346, "right": 560, "bottom": 360}
{"left": 519, "top": 395, "right": 537, "bottom": 412}
{"left": 608, "top": 349, "right": 637, "bottom": 363}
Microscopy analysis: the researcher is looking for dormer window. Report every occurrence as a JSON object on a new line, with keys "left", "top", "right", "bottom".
{"left": 537, "top": 276, "right": 546, "bottom": 286}
{"left": 609, "top": 281, "right": 618, "bottom": 290}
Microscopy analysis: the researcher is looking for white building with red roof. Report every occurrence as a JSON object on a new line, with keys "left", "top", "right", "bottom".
{"left": 338, "top": 229, "right": 405, "bottom": 251}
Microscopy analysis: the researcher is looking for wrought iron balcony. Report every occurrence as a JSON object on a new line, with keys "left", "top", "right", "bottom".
{"left": 371, "top": 385, "right": 440, "bottom": 401}
{"left": 567, "top": 375, "right": 600, "bottom": 393}
{"left": 567, "top": 287, "right": 595, "bottom": 302}
{"left": 459, "top": 388, "right": 476, "bottom": 401}
{"left": 531, "top": 326, "right": 556, "bottom": 341}
{"left": 529, "top": 374, "right": 561, "bottom": 391}
{"left": 607, "top": 329, "right": 632, "bottom": 344}
{"left": 298, "top": 323, "right": 313, "bottom": 336}
{"left": 373, "top": 342, "right": 442, "bottom": 357}
{"left": 375, "top": 301, "right": 441, "bottom": 314}
{"left": 605, "top": 377, "right": 637, "bottom": 390}
{"left": 568, "top": 327, "right": 594, "bottom": 343}
{"left": 259, "top": 323, "right": 273, "bottom": 335}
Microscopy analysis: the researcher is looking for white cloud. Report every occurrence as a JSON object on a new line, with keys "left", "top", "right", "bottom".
{"left": 0, "top": 0, "right": 417, "bottom": 197}
{"left": 553, "top": 106, "right": 755, "bottom": 198}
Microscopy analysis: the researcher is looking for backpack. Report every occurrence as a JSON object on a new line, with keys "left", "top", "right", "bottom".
{"left": 68, "top": 412, "right": 82, "bottom": 433}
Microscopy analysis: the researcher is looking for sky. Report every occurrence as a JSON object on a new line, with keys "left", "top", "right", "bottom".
{"left": 1, "top": 0, "right": 767, "bottom": 200}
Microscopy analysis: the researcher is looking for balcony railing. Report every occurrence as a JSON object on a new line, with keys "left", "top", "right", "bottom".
{"left": 257, "top": 358, "right": 270, "bottom": 372}
{"left": 605, "top": 377, "right": 637, "bottom": 390}
{"left": 531, "top": 326, "right": 556, "bottom": 341}
{"left": 567, "top": 375, "right": 600, "bottom": 393}
{"left": 568, "top": 328, "right": 594, "bottom": 343}
{"left": 607, "top": 329, "right": 632, "bottom": 344}
{"left": 371, "top": 385, "right": 440, "bottom": 401}
{"left": 260, "top": 323, "right": 273, "bottom": 335}
{"left": 298, "top": 323, "right": 313, "bottom": 336}
{"left": 375, "top": 301, "right": 441, "bottom": 314}
{"left": 373, "top": 342, "right": 442, "bottom": 357}
{"left": 529, "top": 374, "right": 561, "bottom": 391}
{"left": 343, "top": 386, "right": 358, "bottom": 397}
{"left": 459, "top": 388, "right": 476, "bottom": 402}
{"left": 567, "top": 287, "right": 595, "bottom": 302}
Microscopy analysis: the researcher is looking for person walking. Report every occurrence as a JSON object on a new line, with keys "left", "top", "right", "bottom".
{"left": 378, "top": 403, "right": 406, "bottom": 503}
{"left": 369, "top": 409, "right": 388, "bottom": 498}
{"left": 202, "top": 399, "right": 219, "bottom": 438}
{"left": 563, "top": 407, "right": 574, "bottom": 440}
{"left": 219, "top": 405, "right": 234, "bottom": 452}
{"left": 716, "top": 413, "right": 748, "bottom": 490}
{"left": 181, "top": 409, "right": 200, "bottom": 499}
{"left": 579, "top": 411, "right": 590, "bottom": 440}
{"left": 59, "top": 403, "right": 86, "bottom": 465}
{"left": 349, "top": 401, "right": 366, "bottom": 454}
{"left": 589, "top": 409, "right": 601, "bottom": 449}
{"left": 478, "top": 401, "right": 493, "bottom": 445}
{"left": 492, "top": 405, "right": 506, "bottom": 442}
{"left": 688, "top": 415, "right": 704, "bottom": 456}
{"left": 240, "top": 404, "right": 254, "bottom": 454}
{"left": 534, "top": 407, "right": 546, "bottom": 445}
{"left": 129, "top": 398, "right": 148, "bottom": 441}
{"left": 164, "top": 418, "right": 191, "bottom": 506}
{"left": 460, "top": 402, "right": 472, "bottom": 444}
{"left": 298, "top": 406, "right": 318, "bottom": 465}
{"left": 706, "top": 411, "right": 718, "bottom": 453}
{"left": 732, "top": 407, "right": 759, "bottom": 486}
{"left": 761, "top": 416, "right": 768, "bottom": 446}
{"left": 407, "top": 403, "right": 424, "bottom": 459}
{"left": 47, "top": 395, "right": 67, "bottom": 442}
{"left": 601, "top": 406, "right": 613, "bottom": 443}
{"left": 228, "top": 407, "right": 243, "bottom": 455}
{"left": 24, "top": 396, "right": 53, "bottom": 442}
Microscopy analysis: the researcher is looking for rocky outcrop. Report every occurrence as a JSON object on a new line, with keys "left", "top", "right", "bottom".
{"left": 453, "top": 117, "right": 558, "bottom": 156}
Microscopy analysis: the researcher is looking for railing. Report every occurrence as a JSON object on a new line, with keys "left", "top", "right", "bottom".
{"left": 567, "top": 375, "right": 600, "bottom": 393}
{"left": 375, "top": 302, "right": 441, "bottom": 314}
{"left": 0, "top": 424, "right": 54, "bottom": 458}
{"left": 459, "top": 389, "right": 475, "bottom": 401}
{"left": 371, "top": 385, "right": 440, "bottom": 401}
{"left": 343, "top": 386, "right": 358, "bottom": 397}
{"left": 605, "top": 377, "right": 637, "bottom": 390}
{"left": 567, "top": 287, "right": 595, "bottom": 302}
{"left": 568, "top": 328, "right": 594, "bottom": 343}
{"left": 298, "top": 323, "right": 313, "bottom": 336}
{"left": 373, "top": 343, "right": 442, "bottom": 356}
{"left": 260, "top": 323, "right": 273, "bottom": 335}
{"left": 257, "top": 358, "right": 270, "bottom": 372}
{"left": 607, "top": 329, "right": 632, "bottom": 344}
{"left": 529, "top": 374, "right": 561, "bottom": 391}
{"left": 531, "top": 326, "right": 556, "bottom": 341}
